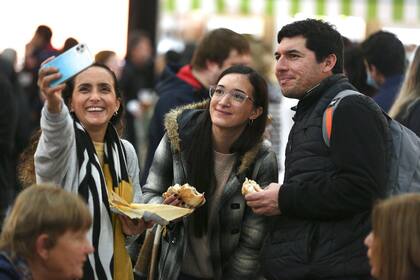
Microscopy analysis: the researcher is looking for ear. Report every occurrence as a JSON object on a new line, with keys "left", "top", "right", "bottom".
{"left": 321, "top": 54, "right": 337, "bottom": 73}
{"left": 35, "top": 234, "right": 52, "bottom": 260}
{"left": 250, "top": 106, "right": 263, "bottom": 121}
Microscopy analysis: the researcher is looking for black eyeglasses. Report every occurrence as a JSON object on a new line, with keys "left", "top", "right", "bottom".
{"left": 209, "top": 86, "right": 254, "bottom": 104}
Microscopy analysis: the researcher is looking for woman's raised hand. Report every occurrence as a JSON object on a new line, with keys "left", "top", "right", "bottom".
{"left": 37, "top": 57, "right": 66, "bottom": 113}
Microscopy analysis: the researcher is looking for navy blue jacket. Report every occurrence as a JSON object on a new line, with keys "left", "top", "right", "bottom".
{"left": 0, "top": 252, "right": 27, "bottom": 280}
{"left": 373, "top": 74, "right": 404, "bottom": 112}
{"left": 141, "top": 64, "right": 208, "bottom": 185}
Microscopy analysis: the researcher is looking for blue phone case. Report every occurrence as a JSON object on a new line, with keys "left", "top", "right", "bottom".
{"left": 42, "top": 43, "right": 94, "bottom": 87}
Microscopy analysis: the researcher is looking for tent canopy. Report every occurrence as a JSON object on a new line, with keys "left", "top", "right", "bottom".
{"left": 162, "top": 0, "right": 420, "bottom": 24}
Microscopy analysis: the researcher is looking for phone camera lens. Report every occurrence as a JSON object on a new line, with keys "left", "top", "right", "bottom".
{"left": 76, "top": 46, "right": 80, "bottom": 51}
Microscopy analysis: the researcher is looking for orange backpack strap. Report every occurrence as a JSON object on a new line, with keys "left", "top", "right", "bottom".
{"left": 322, "top": 90, "right": 361, "bottom": 147}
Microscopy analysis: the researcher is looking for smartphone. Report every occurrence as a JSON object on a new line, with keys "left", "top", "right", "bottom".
{"left": 42, "top": 43, "right": 94, "bottom": 87}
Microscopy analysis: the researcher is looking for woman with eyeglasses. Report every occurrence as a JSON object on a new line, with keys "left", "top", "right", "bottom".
{"left": 142, "top": 65, "right": 278, "bottom": 280}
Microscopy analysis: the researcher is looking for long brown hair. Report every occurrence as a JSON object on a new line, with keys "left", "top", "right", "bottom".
{"left": 389, "top": 47, "right": 420, "bottom": 118}
{"left": 372, "top": 193, "right": 420, "bottom": 280}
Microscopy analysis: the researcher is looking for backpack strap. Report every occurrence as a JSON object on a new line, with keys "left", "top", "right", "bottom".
{"left": 322, "top": 90, "right": 362, "bottom": 147}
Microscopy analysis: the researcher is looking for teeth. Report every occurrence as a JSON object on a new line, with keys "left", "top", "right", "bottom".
{"left": 87, "top": 107, "right": 104, "bottom": 112}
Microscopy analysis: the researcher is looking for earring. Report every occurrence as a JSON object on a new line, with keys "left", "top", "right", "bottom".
{"left": 114, "top": 111, "right": 118, "bottom": 116}
{"left": 248, "top": 119, "right": 254, "bottom": 126}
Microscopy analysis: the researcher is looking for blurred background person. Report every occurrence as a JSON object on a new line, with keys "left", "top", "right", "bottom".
{"left": 245, "top": 34, "right": 282, "bottom": 163}
{"left": 361, "top": 31, "right": 406, "bottom": 112}
{"left": 0, "top": 50, "right": 31, "bottom": 216}
{"left": 20, "top": 25, "right": 58, "bottom": 135}
{"left": 0, "top": 184, "right": 94, "bottom": 280}
{"left": 389, "top": 47, "right": 420, "bottom": 137}
{"left": 59, "top": 37, "right": 79, "bottom": 54}
{"left": 364, "top": 193, "right": 420, "bottom": 280}
{"left": 95, "top": 50, "right": 123, "bottom": 79}
{"left": 0, "top": 72, "right": 17, "bottom": 228}
{"left": 120, "top": 31, "right": 156, "bottom": 158}
{"left": 344, "top": 45, "right": 376, "bottom": 97}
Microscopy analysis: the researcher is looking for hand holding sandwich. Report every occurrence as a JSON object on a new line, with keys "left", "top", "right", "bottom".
{"left": 245, "top": 182, "right": 282, "bottom": 216}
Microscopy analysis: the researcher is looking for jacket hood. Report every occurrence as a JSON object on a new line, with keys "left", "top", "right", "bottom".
{"left": 164, "top": 100, "right": 263, "bottom": 174}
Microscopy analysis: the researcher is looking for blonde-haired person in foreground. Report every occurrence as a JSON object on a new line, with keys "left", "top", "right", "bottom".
{"left": 364, "top": 193, "right": 420, "bottom": 280}
{"left": 389, "top": 47, "right": 420, "bottom": 136}
{"left": 0, "top": 184, "right": 94, "bottom": 280}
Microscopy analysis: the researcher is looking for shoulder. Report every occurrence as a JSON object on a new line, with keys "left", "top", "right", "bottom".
{"left": 121, "top": 139, "right": 138, "bottom": 162}
{"left": 0, "top": 254, "right": 20, "bottom": 280}
{"left": 332, "top": 94, "right": 388, "bottom": 136}
{"left": 121, "top": 139, "right": 136, "bottom": 154}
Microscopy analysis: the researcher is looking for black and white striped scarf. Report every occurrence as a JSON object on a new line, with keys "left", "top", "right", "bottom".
{"left": 74, "top": 119, "right": 130, "bottom": 280}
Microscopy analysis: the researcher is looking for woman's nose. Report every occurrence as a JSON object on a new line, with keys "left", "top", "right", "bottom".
{"left": 218, "top": 92, "right": 232, "bottom": 105}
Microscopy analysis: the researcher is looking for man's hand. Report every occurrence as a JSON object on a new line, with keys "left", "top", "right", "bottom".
{"left": 245, "top": 183, "right": 281, "bottom": 216}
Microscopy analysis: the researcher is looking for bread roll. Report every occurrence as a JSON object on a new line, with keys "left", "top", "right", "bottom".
{"left": 242, "top": 178, "right": 262, "bottom": 195}
{"left": 162, "top": 183, "right": 205, "bottom": 208}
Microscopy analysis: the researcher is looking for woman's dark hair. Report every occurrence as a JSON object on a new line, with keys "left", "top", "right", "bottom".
{"left": 186, "top": 65, "right": 268, "bottom": 237}
{"left": 62, "top": 63, "right": 125, "bottom": 132}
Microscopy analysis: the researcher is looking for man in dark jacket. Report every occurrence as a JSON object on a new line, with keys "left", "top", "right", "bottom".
{"left": 245, "top": 19, "right": 388, "bottom": 280}
{"left": 141, "top": 28, "right": 251, "bottom": 185}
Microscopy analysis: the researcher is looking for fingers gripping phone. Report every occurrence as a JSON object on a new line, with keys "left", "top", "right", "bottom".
{"left": 42, "top": 43, "right": 94, "bottom": 87}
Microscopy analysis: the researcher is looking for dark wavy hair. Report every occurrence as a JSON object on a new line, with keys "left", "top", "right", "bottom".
{"left": 186, "top": 65, "right": 268, "bottom": 236}
{"left": 277, "top": 18, "right": 343, "bottom": 74}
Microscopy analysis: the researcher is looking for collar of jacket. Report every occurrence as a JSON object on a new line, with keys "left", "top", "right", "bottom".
{"left": 292, "top": 74, "right": 347, "bottom": 112}
{"left": 164, "top": 100, "right": 263, "bottom": 175}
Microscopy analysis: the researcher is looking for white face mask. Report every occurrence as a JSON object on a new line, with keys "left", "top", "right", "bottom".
{"left": 366, "top": 69, "right": 379, "bottom": 89}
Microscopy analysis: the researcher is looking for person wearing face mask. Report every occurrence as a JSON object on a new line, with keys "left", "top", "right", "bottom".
{"left": 361, "top": 31, "right": 406, "bottom": 112}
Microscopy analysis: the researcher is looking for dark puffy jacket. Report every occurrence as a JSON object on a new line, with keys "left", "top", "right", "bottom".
{"left": 262, "top": 75, "right": 388, "bottom": 279}
{"left": 141, "top": 64, "right": 208, "bottom": 185}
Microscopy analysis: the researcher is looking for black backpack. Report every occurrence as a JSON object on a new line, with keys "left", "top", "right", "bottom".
{"left": 322, "top": 90, "right": 420, "bottom": 196}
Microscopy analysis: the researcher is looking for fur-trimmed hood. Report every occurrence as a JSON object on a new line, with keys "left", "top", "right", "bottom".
{"left": 163, "top": 100, "right": 264, "bottom": 174}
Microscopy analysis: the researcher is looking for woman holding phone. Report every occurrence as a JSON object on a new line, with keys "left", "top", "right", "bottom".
{"left": 31, "top": 61, "right": 149, "bottom": 280}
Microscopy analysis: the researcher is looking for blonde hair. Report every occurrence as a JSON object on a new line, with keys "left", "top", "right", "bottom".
{"left": 0, "top": 184, "right": 92, "bottom": 259}
{"left": 389, "top": 47, "right": 420, "bottom": 118}
{"left": 372, "top": 193, "right": 420, "bottom": 280}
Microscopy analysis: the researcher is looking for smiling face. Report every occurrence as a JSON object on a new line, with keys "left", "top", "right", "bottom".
{"left": 43, "top": 230, "right": 94, "bottom": 280}
{"left": 209, "top": 73, "right": 262, "bottom": 134}
{"left": 364, "top": 232, "right": 380, "bottom": 278}
{"left": 275, "top": 36, "right": 334, "bottom": 99}
{"left": 69, "top": 66, "right": 120, "bottom": 140}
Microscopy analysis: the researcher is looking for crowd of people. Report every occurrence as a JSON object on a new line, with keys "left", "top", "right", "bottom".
{"left": 0, "top": 18, "right": 420, "bottom": 280}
